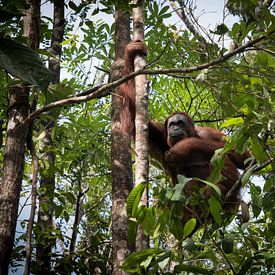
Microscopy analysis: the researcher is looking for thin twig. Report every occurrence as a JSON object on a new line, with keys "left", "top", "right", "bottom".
{"left": 24, "top": 97, "right": 39, "bottom": 275}
{"left": 170, "top": 0, "right": 208, "bottom": 47}
{"left": 225, "top": 159, "right": 256, "bottom": 201}
{"left": 212, "top": 238, "right": 236, "bottom": 274}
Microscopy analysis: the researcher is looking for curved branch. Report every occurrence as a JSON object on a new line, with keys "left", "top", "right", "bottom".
{"left": 20, "top": 32, "right": 273, "bottom": 128}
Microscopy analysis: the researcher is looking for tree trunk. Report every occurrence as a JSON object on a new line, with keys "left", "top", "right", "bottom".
{"left": 69, "top": 179, "right": 83, "bottom": 254}
{"left": 0, "top": 0, "right": 42, "bottom": 272}
{"left": 133, "top": 1, "right": 149, "bottom": 251}
{"left": 111, "top": 6, "right": 132, "bottom": 275}
{"left": 22, "top": 1, "right": 41, "bottom": 273}
{"left": 0, "top": 85, "right": 29, "bottom": 274}
{"left": 36, "top": 0, "right": 64, "bottom": 272}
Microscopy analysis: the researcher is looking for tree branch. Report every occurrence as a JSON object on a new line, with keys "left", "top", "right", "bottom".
{"left": 20, "top": 32, "right": 273, "bottom": 128}
{"left": 170, "top": 0, "right": 208, "bottom": 47}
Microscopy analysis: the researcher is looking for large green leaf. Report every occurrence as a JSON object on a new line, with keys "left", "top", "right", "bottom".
{"left": 250, "top": 136, "right": 266, "bottom": 164}
{"left": 194, "top": 178, "right": 222, "bottom": 197}
{"left": 183, "top": 218, "right": 197, "bottom": 237}
{"left": 128, "top": 204, "right": 147, "bottom": 245}
{"left": 141, "top": 207, "right": 155, "bottom": 235}
{"left": 123, "top": 248, "right": 170, "bottom": 273}
{"left": 0, "top": 38, "right": 51, "bottom": 92}
{"left": 208, "top": 196, "right": 222, "bottom": 225}
{"left": 126, "top": 182, "right": 146, "bottom": 217}
{"left": 128, "top": 220, "right": 138, "bottom": 247}
{"left": 221, "top": 117, "right": 244, "bottom": 128}
{"left": 170, "top": 182, "right": 185, "bottom": 201}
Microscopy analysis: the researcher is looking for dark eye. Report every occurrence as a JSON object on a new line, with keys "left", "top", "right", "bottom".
{"left": 169, "top": 122, "right": 175, "bottom": 127}
{"left": 178, "top": 121, "right": 185, "bottom": 127}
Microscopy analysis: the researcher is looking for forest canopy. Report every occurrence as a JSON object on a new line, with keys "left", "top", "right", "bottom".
{"left": 0, "top": 0, "right": 274, "bottom": 274}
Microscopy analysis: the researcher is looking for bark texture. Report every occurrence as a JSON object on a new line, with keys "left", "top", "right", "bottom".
{"left": 133, "top": 1, "right": 149, "bottom": 251}
{"left": 36, "top": 0, "right": 64, "bottom": 272}
{"left": 0, "top": 85, "right": 29, "bottom": 274}
{"left": 23, "top": 0, "right": 41, "bottom": 273}
{"left": 111, "top": 6, "right": 133, "bottom": 275}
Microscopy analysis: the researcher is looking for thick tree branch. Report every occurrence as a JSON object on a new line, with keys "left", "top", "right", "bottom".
{"left": 20, "top": 32, "right": 273, "bottom": 128}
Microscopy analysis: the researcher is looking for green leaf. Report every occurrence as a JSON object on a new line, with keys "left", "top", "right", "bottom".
{"left": 128, "top": 220, "right": 138, "bottom": 246}
{"left": 213, "top": 23, "right": 229, "bottom": 35}
{"left": 209, "top": 148, "right": 225, "bottom": 184}
{"left": 56, "top": 194, "right": 65, "bottom": 204}
{"left": 171, "top": 182, "right": 185, "bottom": 201}
{"left": 158, "top": 256, "right": 169, "bottom": 270}
{"left": 68, "top": 1, "right": 79, "bottom": 11}
{"left": 174, "top": 264, "right": 212, "bottom": 274}
{"left": 141, "top": 207, "right": 155, "bottom": 235}
{"left": 177, "top": 174, "right": 191, "bottom": 186}
{"left": 262, "top": 192, "right": 275, "bottom": 211}
{"left": 262, "top": 252, "right": 275, "bottom": 259}
{"left": 194, "top": 178, "right": 221, "bottom": 197}
{"left": 63, "top": 211, "right": 69, "bottom": 222}
{"left": 91, "top": 7, "right": 99, "bottom": 15}
{"left": 221, "top": 117, "right": 244, "bottom": 128}
{"left": 158, "top": 5, "right": 171, "bottom": 19}
{"left": 230, "top": 22, "right": 240, "bottom": 38}
{"left": 250, "top": 136, "right": 266, "bottom": 164}
{"left": 122, "top": 248, "right": 165, "bottom": 272}
{"left": 141, "top": 256, "right": 152, "bottom": 270}
{"left": 208, "top": 196, "right": 222, "bottom": 225}
{"left": 245, "top": 236, "right": 259, "bottom": 250}
{"left": 0, "top": 38, "right": 51, "bottom": 92}
{"left": 127, "top": 182, "right": 146, "bottom": 217}
{"left": 54, "top": 204, "right": 63, "bottom": 218}
{"left": 183, "top": 218, "right": 197, "bottom": 237}
{"left": 159, "top": 5, "right": 169, "bottom": 16}
{"left": 241, "top": 164, "right": 257, "bottom": 185}
{"left": 183, "top": 238, "right": 196, "bottom": 251}
{"left": 165, "top": 188, "right": 173, "bottom": 200}
{"left": 136, "top": 205, "right": 146, "bottom": 223}
{"left": 169, "top": 217, "right": 183, "bottom": 240}
{"left": 238, "top": 257, "right": 253, "bottom": 275}
{"left": 37, "top": 131, "right": 46, "bottom": 141}
{"left": 153, "top": 210, "right": 168, "bottom": 238}
{"left": 221, "top": 238, "right": 234, "bottom": 254}
{"left": 64, "top": 191, "right": 75, "bottom": 204}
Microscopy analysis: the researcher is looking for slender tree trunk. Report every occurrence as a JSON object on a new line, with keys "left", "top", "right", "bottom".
{"left": 36, "top": 0, "right": 64, "bottom": 272}
{"left": 0, "top": 119, "right": 3, "bottom": 149}
{"left": 69, "top": 179, "right": 83, "bottom": 254}
{"left": 111, "top": 6, "right": 132, "bottom": 275}
{"left": 23, "top": 1, "right": 41, "bottom": 273}
{"left": 24, "top": 113, "right": 39, "bottom": 275}
{"left": 133, "top": 0, "right": 149, "bottom": 251}
{"left": 0, "top": 85, "right": 29, "bottom": 274}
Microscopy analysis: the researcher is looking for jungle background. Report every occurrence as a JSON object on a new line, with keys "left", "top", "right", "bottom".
{"left": 0, "top": 0, "right": 274, "bottom": 274}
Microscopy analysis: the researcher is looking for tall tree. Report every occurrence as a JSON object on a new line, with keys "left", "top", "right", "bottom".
{"left": 111, "top": 4, "right": 132, "bottom": 274}
{"left": 0, "top": 84, "right": 29, "bottom": 274}
{"left": 0, "top": 0, "right": 41, "bottom": 272}
{"left": 36, "top": 0, "right": 64, "bottom": 272}
{"left": 132, "top": 0, "right": 149, "bottom": 251}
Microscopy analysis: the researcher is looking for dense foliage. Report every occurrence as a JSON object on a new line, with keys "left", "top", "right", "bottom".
{"left": 0, "top": 0, "right": 274, "bottom": 274}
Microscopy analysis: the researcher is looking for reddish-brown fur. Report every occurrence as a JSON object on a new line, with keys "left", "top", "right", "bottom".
{"left": 117, "top": 40, "right": 147, "bottom": 134}
{"left": 121, "top": 40, "right": 250, "bottom": 224}
{"left": 149, "top": 112, "right": 249, "bottom": 223}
